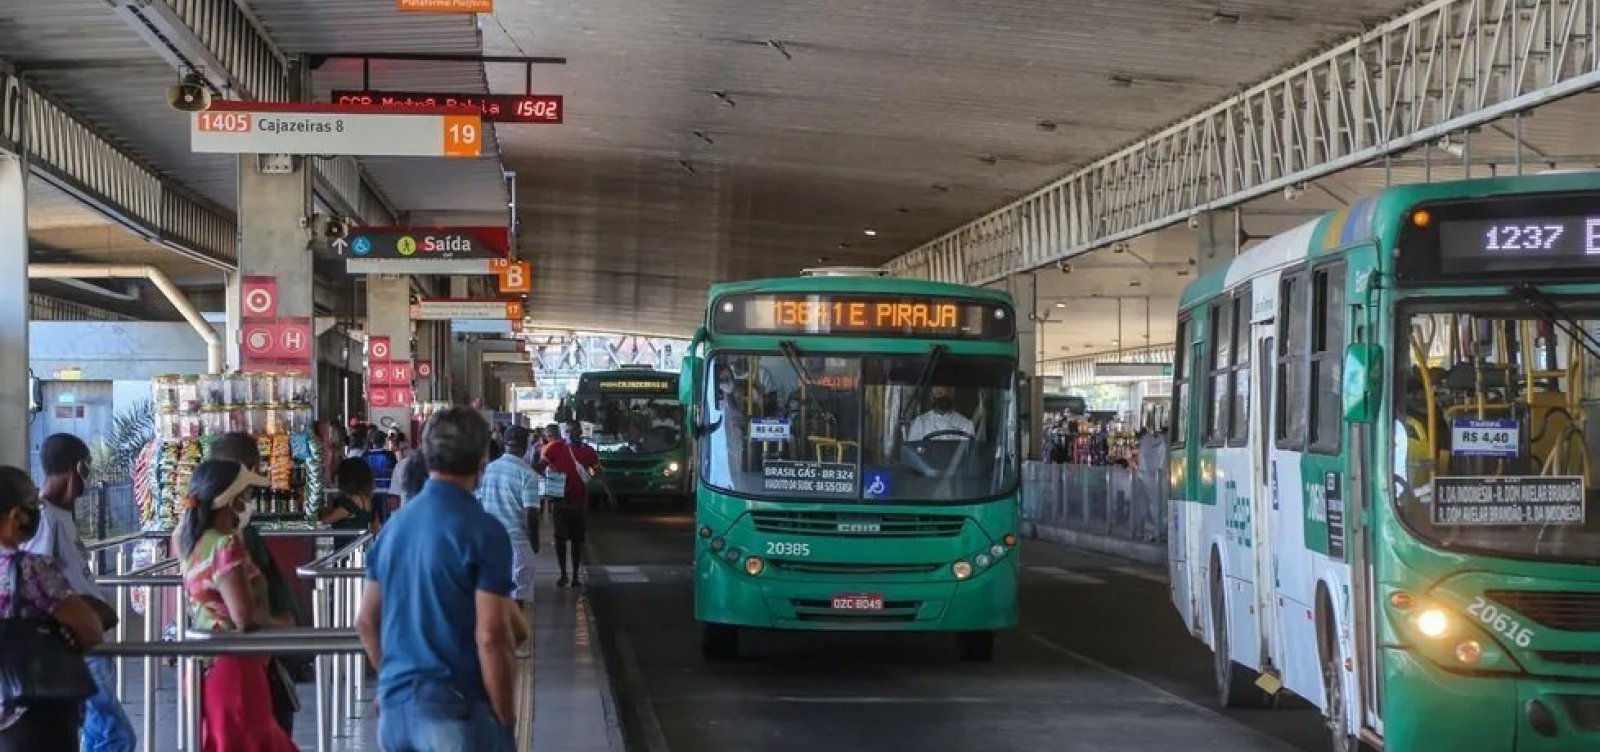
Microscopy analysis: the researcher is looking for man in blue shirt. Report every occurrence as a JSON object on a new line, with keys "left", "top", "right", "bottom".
{"left": 475, "top": 425, "right": 539, "bottom": 606}
{"left": 357, "top": 407, "right": 524, "bottom": 751}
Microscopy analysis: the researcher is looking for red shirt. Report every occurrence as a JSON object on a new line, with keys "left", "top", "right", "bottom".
{"left": 541, "top": 439, "right": 600, "bottom": 509}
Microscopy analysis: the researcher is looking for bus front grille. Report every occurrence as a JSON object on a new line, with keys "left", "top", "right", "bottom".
{"left": 1485, "top": 590, "right": 1600, "bottom": 631}
{"left": 1559, "top": 696, "right": 1600, "bottom": 731}
{"left": 790, "top": 599, "right": 921, "bottom": 623}
{"left": 1540, "top": 651, "right": 1600, "bottom": 667}
{"left": 751, "top": 511, "right": 965, "bottom": 538}
{"left": 770, "top": 561, "right": 942, "bottom": 575}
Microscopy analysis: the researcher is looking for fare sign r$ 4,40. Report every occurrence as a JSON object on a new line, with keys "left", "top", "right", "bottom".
{"left": 191, "top": 103, "right": 482, "bottom": 158}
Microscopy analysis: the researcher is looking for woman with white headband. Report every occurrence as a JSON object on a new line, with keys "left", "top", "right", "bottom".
{"left": 172, "top": 460, "right": 299, "bottom": 752}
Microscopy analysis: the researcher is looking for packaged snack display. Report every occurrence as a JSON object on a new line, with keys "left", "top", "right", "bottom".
{"left": 140, "top": 372, "right": 322, "bottom": 528}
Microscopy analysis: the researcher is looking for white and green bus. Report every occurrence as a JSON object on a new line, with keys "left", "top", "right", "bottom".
{"left": 1170, "top": 173, "right": 1600, "bottom": 751}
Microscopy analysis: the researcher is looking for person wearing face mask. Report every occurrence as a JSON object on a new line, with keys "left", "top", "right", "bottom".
{"left": 907, "top": 385, "right": 976, "bottom": 443}
{"left": 21, "top": 435, "right": 134, "bottom": 752}
{"left": 0, "top": 465, "right": 106, "bottom": 751}
{"left": 206, "top": 432, "right": 305, "bottom": 740}
{"left": 173, "top": 461, "right": 299, "bottom": 752}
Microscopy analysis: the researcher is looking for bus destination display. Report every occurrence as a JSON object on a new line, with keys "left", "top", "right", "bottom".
{"left": 592, "top": 379, "right": 674, "bottom": 392}
{"left": 712, "top": 294, "right": 1012, "bottom": 339}
{"left": 1438, "top": 214, "right": 1600, "bottom": 272}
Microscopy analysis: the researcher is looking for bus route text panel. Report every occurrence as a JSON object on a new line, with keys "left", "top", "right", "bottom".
{"left": 711, "top": 293, "right": 1014, "bottom": 340}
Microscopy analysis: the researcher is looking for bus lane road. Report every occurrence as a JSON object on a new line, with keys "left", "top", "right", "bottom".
{"left": 582, "top": 509, "right": 1327, "bottom": 752}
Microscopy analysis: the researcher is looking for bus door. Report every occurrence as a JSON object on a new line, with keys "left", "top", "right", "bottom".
{"left": 1251, "top": 325, "right": 1282, "bottom": 669}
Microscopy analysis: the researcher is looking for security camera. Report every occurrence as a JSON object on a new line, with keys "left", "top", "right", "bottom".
{"left": 1056, "top": 260, "right": 1072, "bottom": 274}
{"left": 1186, "top": 214, "right": 1202, "bottom": 230}
{"left": 1283, "top": 183, "right": 1306, "bottom": 202}
{"left": 167, "top": 73, "right": 212, "bottom": 112}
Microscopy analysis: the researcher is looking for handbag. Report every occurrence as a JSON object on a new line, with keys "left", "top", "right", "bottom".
{"left": 540, "top": 442, "right": 590, "bottom": 500}
{"left": 0, "top": 553, "right": 98, "bottom": 709}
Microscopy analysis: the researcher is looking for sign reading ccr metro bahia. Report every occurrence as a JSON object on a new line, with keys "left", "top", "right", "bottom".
{"left": 339, "top": 226, "right": 509, "bottom": 261}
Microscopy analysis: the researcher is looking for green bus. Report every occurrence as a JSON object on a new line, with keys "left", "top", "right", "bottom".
{"left": 678, "top": 268, "right": 1024, "bottom": 661}
{"left": 564, "top": 367, "right": 691, "bottom": 506}
{"left": 1169, "top": 172, "right": 1600, "bottom": 751}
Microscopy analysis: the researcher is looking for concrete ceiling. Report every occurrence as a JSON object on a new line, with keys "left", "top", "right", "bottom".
{"left": 481, "top": 0, "right": 1421, "bottom": 335}
{"left": 19, "top": 0, "right": 1600, "bottom": 364}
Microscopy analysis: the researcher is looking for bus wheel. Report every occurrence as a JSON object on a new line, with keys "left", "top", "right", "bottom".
{"left": 702, "top": 623, "right": 739, "bottom": 661}
{"left": 956, "top": 631, "right": 995, "bottom": 662}
{"left": 1320, "top": 614, "right": 1365, "bottom": 751}
{"left": 1211, "top": 571, "right": 1264, "bottom": 708}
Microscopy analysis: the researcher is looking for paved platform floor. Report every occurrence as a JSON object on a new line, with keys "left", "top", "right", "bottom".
{"left": 124, "top": 543, "right": 622, "bottom": 751}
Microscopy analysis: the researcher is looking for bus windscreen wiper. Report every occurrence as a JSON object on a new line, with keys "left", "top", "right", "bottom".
{"left": 903, "top": 344, "right": 949, "bottom": 426}
{"left": 1511, "top": 283, "right": 1600, "bottom": 362}
{"left": 779, "top": 340, "right": 815, "bottom": 386}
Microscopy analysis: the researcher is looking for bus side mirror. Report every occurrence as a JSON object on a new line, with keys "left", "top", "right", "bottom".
{"left": 27, "top": 373, "right": 41, "bottom": 415}
{"left": 1016, "top": 370, "right": 1032, "bottom": 421}
{"left": 1342, "top": 343, "right": 1381, "bottom": 424}
{"left": 679, "top": 354, "right": 703, "bottom": 406}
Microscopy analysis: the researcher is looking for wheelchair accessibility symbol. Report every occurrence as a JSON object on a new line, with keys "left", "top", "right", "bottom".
{"left": 351, "top": 236, "right": 373, "bottom": 256}
{"left": 864, "top": 471, "right": 890, "bottom": 499}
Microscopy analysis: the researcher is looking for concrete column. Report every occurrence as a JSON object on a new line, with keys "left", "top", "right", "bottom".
{"left": 227, "top": 156, "right": 314, "bottom": 371}
{"left": 0, "top": 155, "right": 29, "bottom": 467}
{"left": 366, "top": 275, "right": 413, "bottom": 431}
{"left": 1007, "top": 273, "right": 1045, "bottom": 461}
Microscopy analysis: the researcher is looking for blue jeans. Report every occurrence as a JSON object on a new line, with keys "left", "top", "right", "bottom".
{"left": 378, "top": 684, "right": 513, "bottom": 752}
{"left": 82, "top": 656, "right": 135, "bottom": 752}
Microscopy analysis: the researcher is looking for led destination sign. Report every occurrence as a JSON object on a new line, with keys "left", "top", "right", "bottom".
{"left": 1398, "top": 192, "right": 1600, "bottom": 281}
{"left": 712, "top": 294, "right": 1013, "bottom": 340}
{"left": 332, "top": 90, "right": 562, "bottom": 123}
{"left": 1439, "top": 215, "right": 1600, "bottom": 272}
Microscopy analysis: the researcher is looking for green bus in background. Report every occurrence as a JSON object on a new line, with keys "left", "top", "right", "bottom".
{"left": 564, "top": 366, "right": 691, "bottom": 507}
{"left": 1168, "top": 172, "right": 1600, "bottom": 751}
{"left": 679, "top": 268, "right": 1024, "bottom": 661}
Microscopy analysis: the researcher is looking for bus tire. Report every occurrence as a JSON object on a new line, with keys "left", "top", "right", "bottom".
{"left": 1318, "top": 593, "right": 1366, "bottom": 752}
{"left": 1210, "top": 561, "right": 1265, "bottom": 708}
{"left": 956, "top": 631, "right": 995, "bottom": 662}
{"left": 702, "top": 623, "right": 739, "bottom": 661}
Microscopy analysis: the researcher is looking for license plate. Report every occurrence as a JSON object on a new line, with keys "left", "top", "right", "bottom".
{"left": 830, "top": 593, "right": 884, "bottom": 610}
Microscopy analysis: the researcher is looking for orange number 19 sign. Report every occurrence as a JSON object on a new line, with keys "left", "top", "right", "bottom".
{"left": 443, "top": 115, "right": 483, "bottom": 158}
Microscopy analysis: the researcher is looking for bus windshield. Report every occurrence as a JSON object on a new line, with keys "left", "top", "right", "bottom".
{"left": 577, "top": 395, "right": 684, "bottom": 454}
{"left": 699, "top": 352, "right": 1018, "bottom": 503}
{"left": 1395, "top": 302, "right": 1600, "bottom": 564}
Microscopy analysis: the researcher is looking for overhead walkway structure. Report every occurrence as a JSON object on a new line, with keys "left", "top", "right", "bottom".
{"left": 884, "top": 0, "right": 1600, "bottom": 285}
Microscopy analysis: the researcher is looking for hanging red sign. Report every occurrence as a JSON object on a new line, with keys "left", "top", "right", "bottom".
{"left": 241, "top": 318, "right": 312, "bottom": 374}
{"left": 368, "top": 337, "right": 392, "bottom": 361}
{"left": 241, "top": 276, "right": 278, "bottom": 320}
{"left": 415, "top": 360, "right": 434, "bottom": 379}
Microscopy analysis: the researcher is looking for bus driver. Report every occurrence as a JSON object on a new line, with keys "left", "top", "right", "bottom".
{"left": 907, "top": 385, "right": 975, "bottom": 442}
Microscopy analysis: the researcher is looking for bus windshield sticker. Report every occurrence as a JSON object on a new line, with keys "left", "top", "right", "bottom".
{"left": 761, "top": 460, "right": 857, "bottom": 498}
{"left": 750, "top": 418, "right": 792, "bottom": 442}
{"left": 1432, "top": 476, "right": 1586, "bottom": 526}
{"left": 1450, "top": 419, "right": 1520, "bottom": 458}
{"left": 863, "top": 470, "right": 891, "bottom": 500}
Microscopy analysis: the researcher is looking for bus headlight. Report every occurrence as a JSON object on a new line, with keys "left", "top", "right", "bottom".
{"left": 952, "top": 561, "right": 973, "bottom": 580}
{"left": 744, "top": 556, "right": 765, "bottom": 576}
{"left": 710, "top": 537, "right": 725, "bottom": 552}
{"left": 975, "top": 554, "right": 992, "bottom": 568}
{"left": 665, "top": 462, "right": 681, "bottom": 476}
{"left": 1416, "top": 608, "right": 1450, "bottom": 639}
{"left": 1455, "top": 639, "right": 1483, "bottom": 665}
{"left": 990, "top": 544, "right": 1006, "bottom": 558}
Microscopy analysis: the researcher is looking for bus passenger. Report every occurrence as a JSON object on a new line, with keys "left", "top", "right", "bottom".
{"left": 907, "top": 386, "right": 975, "bottom": 442}
{"left": 174, "top": 461, "right": 299, "bottom": 752}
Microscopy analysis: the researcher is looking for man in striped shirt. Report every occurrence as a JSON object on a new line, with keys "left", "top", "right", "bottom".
{"left": 475, "top": 425, "right": 540, "bottom": 604}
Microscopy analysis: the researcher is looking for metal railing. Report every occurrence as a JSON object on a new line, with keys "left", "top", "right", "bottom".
{"left": 87, "top": 528, "right": 367, "bottom": 752}
{"left": 96, "top": 628, "right": 362, "bottom": 752}
{"left": 297, "top": 533, "right": 376, "bottom": 752}
{"left": 1022, "top": 459, "right": 1168, "bottom": 547}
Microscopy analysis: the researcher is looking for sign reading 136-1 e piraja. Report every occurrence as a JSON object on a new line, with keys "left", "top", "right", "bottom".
{"left": 191, "top": 102, "right": 482, "bottom": 158}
